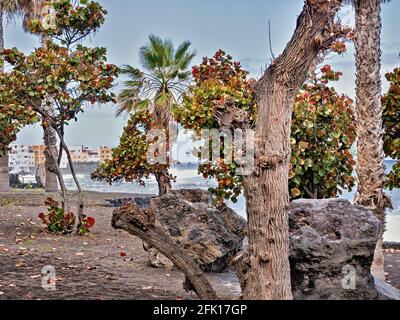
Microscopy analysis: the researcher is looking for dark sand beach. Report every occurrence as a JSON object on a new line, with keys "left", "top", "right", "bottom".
{"left": 0, "top": 190, "right": 240, "bottom": 300}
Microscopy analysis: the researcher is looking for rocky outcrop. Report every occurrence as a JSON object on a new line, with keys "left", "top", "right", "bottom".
{"left": 289, "top": 198, "right": 380, "bottom": 300}
{"left": 125, "top": 189, "right": 247, "bottom": 273}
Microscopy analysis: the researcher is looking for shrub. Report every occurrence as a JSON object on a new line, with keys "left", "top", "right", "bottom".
{"left": 174, "top": 50, "right": 356, "bottom": 203}
{"left": 383, "top": 67, "right": 400, "bottom": 189}
{"left": 39, "top": 197, "right": 95, "bottom": 235}
{"left": 39, "top": 197, "right": 76, "bottom": 234}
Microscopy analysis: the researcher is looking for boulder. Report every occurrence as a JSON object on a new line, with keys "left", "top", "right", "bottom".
{"left": 289, "top": 198, "right": 380, "bottom": 300}
{"left": 136, "top": 189, "right": 247, "bottom": 273}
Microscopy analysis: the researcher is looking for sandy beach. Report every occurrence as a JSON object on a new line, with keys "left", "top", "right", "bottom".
{"left": 0, "top": 190, "right": 240, "bottom": 300}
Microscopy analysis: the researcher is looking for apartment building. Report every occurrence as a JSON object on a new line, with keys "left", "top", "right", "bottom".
{"left": 9, "top": 144, "right": 114, "bottom": 173}
{"left": 99, "top": 146, "right": 112, "bottom": 163}
{"left": 31, "top": 145, "right": 46, "bottom": 166}
{"left": 8, "top": 144, "right": 36, "bottom": 174}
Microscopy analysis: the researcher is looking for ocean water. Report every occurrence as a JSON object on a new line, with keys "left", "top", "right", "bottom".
{"left": 61, "top": 161, "right": 400, "bottom": 242}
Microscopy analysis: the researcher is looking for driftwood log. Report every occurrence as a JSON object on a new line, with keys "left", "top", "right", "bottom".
{"left": 112, "top": 203, "right": 218, "bottom": 300}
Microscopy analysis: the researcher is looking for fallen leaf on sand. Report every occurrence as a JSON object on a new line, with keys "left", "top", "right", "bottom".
{"left": 142, "top": 286, "right": 152, "bottom": 290}
{"left": 123, "top": 258, "right": 133, "bottom": 262}
{"left": 15, "top": 262, "right": 26, "bottom": 268}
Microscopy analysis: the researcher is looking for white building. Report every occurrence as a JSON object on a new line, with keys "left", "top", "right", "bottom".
{"left": 8, "top": 144, "right": 36, "bottom": 174}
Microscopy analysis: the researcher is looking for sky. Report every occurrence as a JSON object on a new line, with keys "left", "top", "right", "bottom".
{"left": 4, "top": 0, "right": 400, "bottom": 149}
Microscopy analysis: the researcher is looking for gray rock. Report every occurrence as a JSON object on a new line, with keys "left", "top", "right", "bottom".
{"left": 149, "top": 189, "right": 247, "bottom": 273}
{"left": 289, "top": 198, "right": 380, "bottom": 300}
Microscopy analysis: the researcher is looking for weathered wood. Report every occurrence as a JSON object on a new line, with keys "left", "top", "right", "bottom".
{"left": 112, "top": 203, "right": 218, "bottom": 300}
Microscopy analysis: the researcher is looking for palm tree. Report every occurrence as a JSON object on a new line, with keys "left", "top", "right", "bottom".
{"left": 345, "top": 0, "right": 392, "bottom": 280}
{"left": 117, "top": 34, "right": 196, "bottom": 195}
{"left": 0, "top": 0, "right": 58, "bottom": 193}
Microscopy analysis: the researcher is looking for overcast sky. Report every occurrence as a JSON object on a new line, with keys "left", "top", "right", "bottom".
{"left": 4, "top": 0, "right": 400, "bottom": 149}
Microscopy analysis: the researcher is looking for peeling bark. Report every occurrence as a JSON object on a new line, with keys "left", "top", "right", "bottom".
{"left": 353, "top": 0, "right": 392, "bottom": 281}
{"left": 241, "top": 0, "right": 345, "bottom": 300}
{"left": 112, "top": 203, "right": 218, "bottom": 300}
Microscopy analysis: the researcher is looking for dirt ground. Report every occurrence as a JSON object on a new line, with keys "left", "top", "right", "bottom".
{"left": 0, "top": 190, "right": 399, "bottom": 300}
{"left": 383, "top": 247, "right": 400, "bottom": 289}
{"left": 0, "top": 190, "right": 240, "bottom": 300}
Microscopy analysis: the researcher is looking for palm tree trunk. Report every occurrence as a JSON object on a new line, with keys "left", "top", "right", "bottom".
{"left": 155, "top": 170, "right": 171, "bottom": 196}
{"left": 354, "top": 0, "right": 391, "bottom": 281}
{"left": 0, "top": 9, "right": 11, "bottom": 193}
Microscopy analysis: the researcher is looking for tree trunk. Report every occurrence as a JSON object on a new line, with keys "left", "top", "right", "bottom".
{"left": 53, "top": 126, "right": 85, "bottom": 222}
{"left": 353, "top": 0, "right": 391, "bottom": 281}
{"left": 0, "top": 151, "right": 10, "bottom": 193}
{"left": 112, "top": 203, "right": 218, "bottom": 300}
{"left": 42, "top": 120, "right": 69, "bottom": 213}
{"left": 155, "top": 170, "right": 171, "bottom": 196}
{"left": 240, "top": 0, "right": 345, "bottom": 300}
{"left": 0, "top": 10, "right": 11, "bottom": 193}
{"left": 147, "top": 170, "right": 171, "bottom": 265}
{"left": 43, "top": 124, "right": 59, "bottom": 192}
{"left": 0, "top": 9, "right": 3, "bottom": 53}
{"left": 38, "top": 36, "right": 59, "bottom": 193}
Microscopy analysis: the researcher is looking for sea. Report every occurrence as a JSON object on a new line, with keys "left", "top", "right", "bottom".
{"left": 30, "top": 160, "right": 400, "bottom": 242}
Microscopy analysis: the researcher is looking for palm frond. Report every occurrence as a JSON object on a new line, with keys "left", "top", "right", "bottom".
{"left": 118, "top": 35, "right": 196, "bottom": 119}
